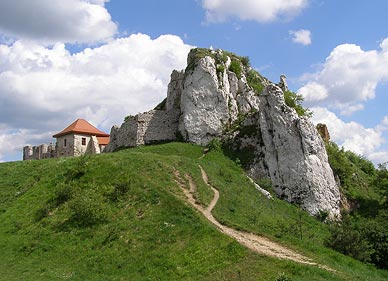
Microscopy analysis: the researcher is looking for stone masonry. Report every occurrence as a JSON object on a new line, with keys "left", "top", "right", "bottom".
{"left": 105, "top": 109, "right": 180, "bottom": 152}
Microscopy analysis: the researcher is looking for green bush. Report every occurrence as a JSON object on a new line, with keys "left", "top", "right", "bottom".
{"left": 108, "top": 181, "right": 130, "bottom": 202}
{"left": 216, "top": 64, "right": 225, "bottom": 76}
{"left": 54, "top": 183, "right": 74, "bottom": 206}
{"left": 240, "top": 56, "right": 250, "bottom": 67}
{"left": 325, "top": 215, "right": 372, "bottom": 263}
{"left": 284, "top": 90, "right": 312, "bottom": 117}
{"left": 229, "top": 60, "right": 242, "bottom": 79}
{"left": 207, "top": 138, "right": 222, "bottom": 152}
{"left": 246, "top": 69, "right": 264, "bottom": 95}
{"left": 69, "top": 189, "right": 110, "bottom": 227}
{"left": 63, "top": 154, "right": 89, "bottom": 182}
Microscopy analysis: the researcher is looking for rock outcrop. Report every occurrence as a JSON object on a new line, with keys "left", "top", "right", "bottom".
{"left": 106, "top": 48, "right": 341, "bottom": 219}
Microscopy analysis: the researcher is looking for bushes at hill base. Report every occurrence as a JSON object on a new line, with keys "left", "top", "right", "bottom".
{"left": 325, "top": 211, "right": 388, "bottom": 269}
{"left": 325, "top": 214, "right": 372, "bottom": 263}
{"left": 325, "top": 143, "right": 388, "bottom": 269}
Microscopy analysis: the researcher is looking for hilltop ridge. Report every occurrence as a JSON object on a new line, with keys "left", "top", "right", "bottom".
{"left": 106, "top": 48, "right": 340, "bottom": 218}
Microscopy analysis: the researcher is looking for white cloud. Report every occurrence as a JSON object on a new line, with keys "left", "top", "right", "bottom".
{"left": 202, "top": 0, "right": 308, "bottom": 23}
{"left": 289, "top": 29, "right": 311, "bottom": 45}
{"left": 311, "top": 107, "right": 388, "bottom": 163}
{"left": 0, "top": 0, "right": 117, "bottom": 44}
{"left": 368, "top": 151, "right": 388, "bottom": 165}
{"left": 298, "top": 82, "right": 327, "bottom": 102}
{"left": 383, "top": 116, "right": 388, "bottom": 126}
{"left": 298, "top": 40, "right": 388, "bottom": 115}
{"left": 0, "top": 34, "right": 193, "bottom": 161}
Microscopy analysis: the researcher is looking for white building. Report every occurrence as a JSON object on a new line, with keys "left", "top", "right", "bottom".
{"left": 53, "top": 119, "right": 110, "bottom": 157}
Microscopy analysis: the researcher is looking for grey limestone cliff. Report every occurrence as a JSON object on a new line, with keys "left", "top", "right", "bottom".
{"left": 106, "top": 48, "right": 341, "bottom": 219}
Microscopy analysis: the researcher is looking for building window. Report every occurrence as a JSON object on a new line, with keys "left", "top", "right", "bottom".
{"left": 64, "top": 139, "right": 67, "bottom": 147}
{"left": 82, "top": 137, "right": 86, "bottom": 146}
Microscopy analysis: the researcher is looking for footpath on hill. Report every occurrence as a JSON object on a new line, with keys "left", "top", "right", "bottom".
{"left": 174, "top": 165, "right": 333, "bottom": 272}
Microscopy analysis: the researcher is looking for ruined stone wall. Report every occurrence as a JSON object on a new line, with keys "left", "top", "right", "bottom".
{"left": 105, "top": 109, "right": 180, "bottom": 152}
{"left": 139, "top": 109, "right": 180, "bottom": 145}
{"left": 23, "top": 144, "right": 56, "bottom": 160}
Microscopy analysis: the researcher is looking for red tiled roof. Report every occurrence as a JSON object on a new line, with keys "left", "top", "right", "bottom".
{"left": 53, "top": 119, "right": 110, "bottom": 138}
{"left": 97, "top": 136, "right": 110, "bottom": 145}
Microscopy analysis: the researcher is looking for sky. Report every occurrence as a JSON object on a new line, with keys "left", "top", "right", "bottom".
{"left": 0, "top": 0, "right": 388, "bottom": 164}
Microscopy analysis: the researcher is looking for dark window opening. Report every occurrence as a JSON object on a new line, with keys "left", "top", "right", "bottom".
{"left": 64, "top": 139, "right": 67, "bottom": 147}
{"left": 82, "top": 137, "right": 86, "bottom": 146}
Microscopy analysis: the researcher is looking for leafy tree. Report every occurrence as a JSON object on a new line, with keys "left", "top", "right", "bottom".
{"left": 345, "top": 150, "right": 375, "bottom": 176}
{"left": 362, "top": 213, "right": 388, "bottom": 269}
{"left": 283, "top": 90, "right": 312, "bottom": 117}
{"left": 325, "top": 214, "right": 373, "bottom": 263}
{"left": 374, "top": 162, "right": 388, "bottom": 204}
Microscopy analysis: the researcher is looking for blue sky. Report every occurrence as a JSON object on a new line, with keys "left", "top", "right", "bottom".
{"left": 0, "top": 0, "right": 388, "bottom": 164}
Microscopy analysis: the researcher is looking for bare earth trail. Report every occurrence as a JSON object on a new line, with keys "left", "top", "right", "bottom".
{"left": 175, "top": 165, "right": 333, "bottom": 272}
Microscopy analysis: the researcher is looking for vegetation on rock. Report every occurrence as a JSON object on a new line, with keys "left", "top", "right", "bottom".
{"left": 284, "top": 90, "right": 312, "bottom": 117}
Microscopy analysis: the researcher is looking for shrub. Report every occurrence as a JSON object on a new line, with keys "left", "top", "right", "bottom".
{"left": 207, "top": 138, "right": 222, "bottom": 152}
{"left": 229, "top": 60, "right": 242, "bottom": 79}
{"left": 216, "top": 64, "right": 225, "bottom": 76}
{"left": 64, "top": 154, "right": 89, "bottom": 182}
{"left": 283, "top": 90, "right": 312, "bottom": 117}
{"left": 246, "top": 69, "right": 264, "bottom": 95}
{"left": 54, "top": 183, "right": 74, "bottom": 206}
{"left": 240, "top": 56, "right": 250, "bottom": 67}
{"left": 69, "top": 189, "right": 110, "bottom": 227}
{"left": 315, "top": 210, "right": 329, "bottom": 222}
{"left": 108, "top": 181, "right": 130, "bottom": 202}
{"left": 325, "top": 215, "right": 372, "bottom": 263}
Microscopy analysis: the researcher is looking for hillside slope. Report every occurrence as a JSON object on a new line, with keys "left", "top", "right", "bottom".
{"left": 0, "top": 143, "right": 387, "bottom": 280}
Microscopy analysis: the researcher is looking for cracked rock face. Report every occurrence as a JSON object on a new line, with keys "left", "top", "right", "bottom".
{"left": 250, "top": 85, "right": 340, "bottom": 218}
{"left": 175, "top": 50, "right": 341, "bottom": 219}
{"left": 178, "top": 56, "right": 237, "bottom": 145}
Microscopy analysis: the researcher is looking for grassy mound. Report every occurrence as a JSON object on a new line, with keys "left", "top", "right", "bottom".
{"left": 0, "top": 143, "right": 387, "bottom": 280}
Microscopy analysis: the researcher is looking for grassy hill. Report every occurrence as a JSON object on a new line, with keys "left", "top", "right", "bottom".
{"left": 1, "top": 143, "right": 387, "bottom": 280}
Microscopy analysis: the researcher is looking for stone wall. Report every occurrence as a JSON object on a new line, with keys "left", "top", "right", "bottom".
{"left": 23, "top": 144, "right": 56, "bottom": 160}
{"left": 105, "top": 109, "right": 180, "bottom": 152}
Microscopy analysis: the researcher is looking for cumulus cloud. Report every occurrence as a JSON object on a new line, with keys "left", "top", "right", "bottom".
{"left": 0, "top": 0, "right": 117, "bottom": 44}
{"left": 0, "top": 34, "right": 193, "bottom": 161}
{"left": 311, "top": 107, "right": 388, "bottom": 163}
{"left": 297, "top": 82, "right": 327, "bottom": 102}
{"left": 202, "top": 0, "right": 308, "bottom": 23}
{"left": 298, "top": 39, "right": 388, "bottom": 115}
{"left": 289, "top": 29, "right": 311, "bottom": 45}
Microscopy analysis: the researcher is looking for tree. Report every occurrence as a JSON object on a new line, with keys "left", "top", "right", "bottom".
{"left": 283, "top": 90, "right": 312, "bottom": 117}
{"left": 374, "top": 162, "right": 388, "bottom": 205}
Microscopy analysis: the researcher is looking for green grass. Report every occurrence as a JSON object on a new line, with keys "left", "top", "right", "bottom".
{"left": 0, "top": 143, "right": 387, "bottom": 280}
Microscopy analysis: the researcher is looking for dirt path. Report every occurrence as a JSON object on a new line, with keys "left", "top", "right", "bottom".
{"left": 175, "top": 165, "right": 333, "bottom": 271}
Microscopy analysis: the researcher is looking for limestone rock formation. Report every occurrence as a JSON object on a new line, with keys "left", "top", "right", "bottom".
{"left": 106, "top": 48, "right": 341, "bottom": 219}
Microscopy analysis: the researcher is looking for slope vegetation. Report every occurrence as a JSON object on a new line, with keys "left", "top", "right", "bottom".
{"left": 0, "top": 143, "right": 387, "bottom": 280}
